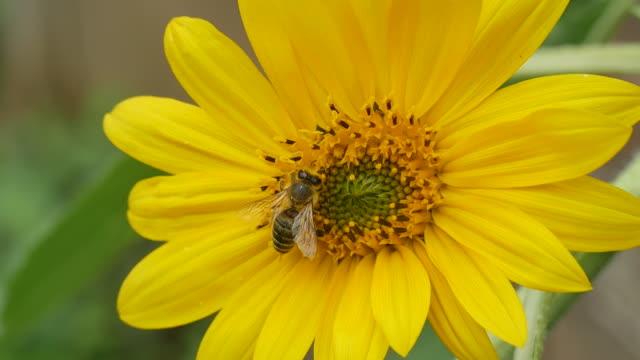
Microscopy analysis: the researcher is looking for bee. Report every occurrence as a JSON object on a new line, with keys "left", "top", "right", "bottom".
{"left": 239, "top": 170, "right": 322, "bottom": 259}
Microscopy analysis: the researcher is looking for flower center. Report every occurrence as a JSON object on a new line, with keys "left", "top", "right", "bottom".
{"left": 258, "top": 98, "right": 443, "bottom": 260}
{"left": 317, "top": 159, "right": 408, "bottom": 230}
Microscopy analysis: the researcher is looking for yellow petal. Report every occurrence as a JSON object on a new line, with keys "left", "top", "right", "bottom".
{"left": 276, "top": 0, "right": 375, "bottom": 119}
{"left": 196, "top": 252, "right": 302, "bottom": 360}
{"left": 428, "top": 0, "right": 569, "bottom": 125}
{"left": 254, "top": 256, "right": 335, "bottom": 360}
{"left": 164, "top": 17, "right": 297, "bottom": 151}
{"left": 128, "top": 172, "right": 273, "bottom": 241}
{"left": 388, "top": 0, "right": 480, "bottom": 117}
{"left": 440, "top": 108, "right": 631, "bottom": 188}
{"left": 459, "top": 177, "right": 640, "bottom": 252}
{"left": 370, "top": 246, "right": 430, "bottom": 356}
{"left": 433, "top": 190, "right": 591, "bottom": 292}
{"left": 314, "top": 258, "right": 355, "bottom": 360}
{"left": 118, "top": 225, "right": 271, "bottom": 328}
{"left": 347, "top": 0, "right": 393, "bottom": 100}
{"left": 412, "top": 241, "right": 499, "bottom": 360}
{"left": 238, "top": 0, "right": 327, "bottom": 131}
{"left": 104, "top": 96, "right": 279, "bottom": 175}
{"left": 439, "top": 74, "right": 640, "bottom": 149}
{"left": 425, "top": 226, "right": 526, "bottom": 347}
{"left": 334, "top": 255, "right": 389, "bottom": 360}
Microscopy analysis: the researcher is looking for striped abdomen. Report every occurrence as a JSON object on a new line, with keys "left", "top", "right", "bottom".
{"left": 272, "top": 208, "right": 298, "bottom": 253}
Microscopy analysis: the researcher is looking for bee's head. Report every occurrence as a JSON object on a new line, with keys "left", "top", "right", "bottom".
{"left": 298, "top": 170, "right": 322, "bottom": 186}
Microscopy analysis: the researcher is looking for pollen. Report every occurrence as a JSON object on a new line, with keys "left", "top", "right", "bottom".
{"left": 259, "top": 98, "right": 443, "bottom": 260}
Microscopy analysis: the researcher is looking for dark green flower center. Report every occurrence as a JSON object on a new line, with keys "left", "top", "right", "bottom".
{"left": 316, "top": 157, "right": 412, "bottom": 231}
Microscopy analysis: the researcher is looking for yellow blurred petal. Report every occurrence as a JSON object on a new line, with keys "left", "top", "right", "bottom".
{"left": 254, "top": 256, "right": 335, "bottom": 360}
{"left": 104, "top": 96, "right": 279, "bottom": 175}
{"left": 276, "top": 0, "right": 375, "bottom": 119}
{"left": 440, "top": 108, "right": 631, "bottom": 188}
{"left": 433, "top": 190, "right": 591, "bottom": 292}
{"left": 196, "top": 252, "right": 302, "bottom": 360}
{"left": 412, "top": 241, "right": 499, "bottom": 360}
{"left": 439, "top": 74, "right": 640, "bottom": 149}
{"left": 428, "top": 0, "right": 569, "bottom": 125}
{"left": 314, "top": 258, "right": 354, "bottom": 360}
{"left": 459, "top": 177, "right": 640, "bottom": 252}
{"left": 128, "top": 211, "right": 235, "bottom": 242}
{"left": 118, "top": 225, "right": 271, "bottom": 328}
{"left": 425, "top": 226, "right": 526, "bottom": 346}
{"left": 347, "top": 0, "right": 392, "bottom": 100}
{"left": 334, "top": 255, "right": 389, "bottom": 360}
{"left": 370, "top": 246, "right": 430, "bottom": 356}
{"left": 389, "top": 0, "right": 480, "bottom": 117}
{"left": 164, "top": 17, "right": 297, "bottom": 151}
{"left": 238, "top": 0, "right": 326, "bottom": 131}
{"left": 128, "top": 172, "right": 273, "bottom": 241}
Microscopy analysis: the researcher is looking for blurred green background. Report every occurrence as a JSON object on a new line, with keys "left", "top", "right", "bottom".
{"left": 0, "top": 1, "right": 639, "bottom": 359}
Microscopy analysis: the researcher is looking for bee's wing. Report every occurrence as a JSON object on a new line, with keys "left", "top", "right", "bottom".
{"left": 237, "top": 191, "right": 288, "bottom": 222}
{"left": 292, "top": 202, "right": 317, "bottom": 259}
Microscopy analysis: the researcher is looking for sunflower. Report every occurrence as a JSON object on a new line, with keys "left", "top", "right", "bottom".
{"left": 104, "top": 1, "right": 640, "bottom": 359}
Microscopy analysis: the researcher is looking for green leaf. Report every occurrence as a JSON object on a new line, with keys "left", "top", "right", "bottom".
{"left": 545, "top": 0, "right": 631, "bottom": 46}
{"left": 631, "top": 6, "right": 640, "bottom": 19}
{"left": 514, "top": 43, "right": 640, "bottom": 80}
{"left": 511, "top": 0, "right": 635, "bottom": 83}
{"left": 1, "top": 156, "right": 160, "bottom": 340}
{"left": 582, "top": 0, "right": 633, "bottom": 44}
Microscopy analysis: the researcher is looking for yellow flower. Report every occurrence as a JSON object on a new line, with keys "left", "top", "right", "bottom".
{"left": 104, "top": 1, "right": 640, "bottom": 359}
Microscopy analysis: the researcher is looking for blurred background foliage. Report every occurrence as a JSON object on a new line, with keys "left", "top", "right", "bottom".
{"left": 0, "top": 1, "right": 638, "bottom": 359}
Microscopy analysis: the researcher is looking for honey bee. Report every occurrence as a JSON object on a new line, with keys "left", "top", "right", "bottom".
{"left": 239, "top": 170, "right": 321, "bottom": 259}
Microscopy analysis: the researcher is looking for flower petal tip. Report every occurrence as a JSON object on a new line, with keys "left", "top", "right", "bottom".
{"left": 512, "top": 329, "right": 528, "bottom": 349}
{"left": 167, "top": 16, "right": 195, "bottom": 30}
{"left": 393, "top": 346, "right": 411, "bottom": 358}
{"left": 165, "top": 16, "right": 202, "bottom": 46}
{"left": 581, "top": 280, "right": 593, "bottom": 292}
{"left": 565, "top": 273, "right": 593, "bottom": 293}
